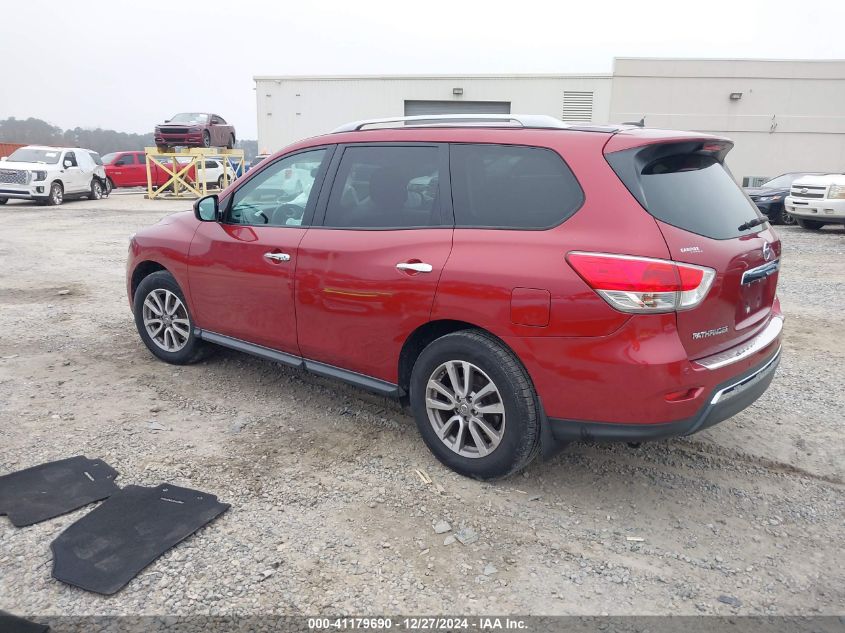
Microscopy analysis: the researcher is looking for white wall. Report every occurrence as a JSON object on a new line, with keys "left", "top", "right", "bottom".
{"left": 255, "top": 74, "right": 612, "bottom": 151}
{"left": 609, "top": 58, "right": 845, "bottom": 181}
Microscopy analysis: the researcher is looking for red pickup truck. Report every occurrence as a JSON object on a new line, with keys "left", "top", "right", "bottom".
{"left": 102, "top": 151, "right": 197, "bottom": 189}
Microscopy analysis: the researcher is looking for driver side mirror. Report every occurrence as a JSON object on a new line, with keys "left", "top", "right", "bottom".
{"left": 194, "top": 194, "right": 219, "bottom": 222}
{"left": 63, "top": 160, "right": 73, "bottom": 169}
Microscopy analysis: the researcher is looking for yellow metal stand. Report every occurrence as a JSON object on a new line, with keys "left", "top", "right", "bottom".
{"left": 144, "top": 147, "right": 246, "bottom": 200}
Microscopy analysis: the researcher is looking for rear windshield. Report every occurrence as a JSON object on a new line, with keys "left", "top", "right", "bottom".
{"left": 607, "top": 144, "right": 761, "bottom": 240}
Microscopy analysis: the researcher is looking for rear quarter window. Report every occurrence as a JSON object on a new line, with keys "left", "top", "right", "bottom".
{"left": 449, "top": 144, "right": 584, "bottom": 229}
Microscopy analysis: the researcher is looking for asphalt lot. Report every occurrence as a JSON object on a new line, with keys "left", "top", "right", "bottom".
{"left": 0, "top": 193, "right": 843, "bottom": 617}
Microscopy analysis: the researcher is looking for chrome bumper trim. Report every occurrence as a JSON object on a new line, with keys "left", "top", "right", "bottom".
{"left": 710, "top": 346, "right": 781, "bottom": 405}
{"left": 695, "top": 316, "right": 784, "bottom": 370}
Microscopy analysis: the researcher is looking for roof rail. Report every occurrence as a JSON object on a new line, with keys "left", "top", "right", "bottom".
{"left": 331, "top": 114, "right": 571, "bottom": 133}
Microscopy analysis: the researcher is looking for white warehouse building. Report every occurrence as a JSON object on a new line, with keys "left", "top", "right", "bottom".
{"left": 255, "top": 58, "right": 845, "bottom": 184}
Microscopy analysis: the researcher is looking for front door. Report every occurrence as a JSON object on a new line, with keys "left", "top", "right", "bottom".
{"left": 187, "top": 147, "right": 331, "bottom": 354}
{"left": 296, "top": 143, "right": 453, "bottom": 383}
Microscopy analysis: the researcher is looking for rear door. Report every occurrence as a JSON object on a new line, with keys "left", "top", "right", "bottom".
{"left": 295, "top": 143, "right": 453, "bottom": 383}
{"left": 606, "top": 140, "right": 781, "bottom": 359}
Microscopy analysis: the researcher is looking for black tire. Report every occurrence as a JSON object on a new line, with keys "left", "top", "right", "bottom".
{"left": 0, "top": 197, "right": 7, "bottom": 205}
{"left": 227, "top": 134, "right": 235, "bottom": 150}
{"left": 133, "top": 271, "right": 205, "bottom": 365}
{"left": 45, "top": 181, "right": 63, "bottom": 206}
{"left": 409, "top": 330, "right": 541, "bottom": 480}
{"left": 796, "top": 218, "right": 824, "bottom": 230}
{"left": 202, "top": 131, "right": 211, "bottom": 148}
{"left": 105, "top": 177, "right": 114, "bottom": 196}
{"left": 217, "top": 175, "right": 226, "bottom": 189}
{"left": 88, "top": 179, "right": 103, "bottom": 200}
{"left": 777, "top": 207, "right": 796, "bottom": 226}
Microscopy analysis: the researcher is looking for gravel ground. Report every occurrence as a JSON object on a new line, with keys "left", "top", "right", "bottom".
{"left": 0, "top": 193, "right": 843, "bottom": 617}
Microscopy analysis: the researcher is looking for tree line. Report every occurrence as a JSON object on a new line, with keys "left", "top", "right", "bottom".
{"left": 0, "top": 117, "right": 258, "bottom": 160}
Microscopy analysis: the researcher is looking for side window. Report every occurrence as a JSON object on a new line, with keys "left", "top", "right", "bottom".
{"left": 64, "top": 151, "right": 78, "bottom": 167}
{"left": 324, "top": 145, "right": 441, "bottom": 229}
{"left": 115, "top": 154, "right": 135, "bottom": 166}
{"left": 205, "top": 160, "right": 217, "bottom": 169}
{"left": 450, "top": 144, "right": 584, "bottom": 229}
{"left": 228, "top": 148, "right": 326, "bottom": 227}
{"left": 212, "top": 115, "right": 223, "bottom": 125}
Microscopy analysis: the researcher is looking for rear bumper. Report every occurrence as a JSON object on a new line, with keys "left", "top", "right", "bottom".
{"left": 548, "top": 347, "right": 781, "bottom": 442}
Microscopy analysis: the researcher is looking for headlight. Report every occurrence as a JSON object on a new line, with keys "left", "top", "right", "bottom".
{"left": 190, "top": 126, "right": 201, "bottom": 132}
{"left": 759, "top": 195, "right": 782, "bottom": 202}
{"left": 32, "top": 170, "right": 47, "bottom": 181}
{"left": 829, "top": 185, "right": 845, "bottom": 200}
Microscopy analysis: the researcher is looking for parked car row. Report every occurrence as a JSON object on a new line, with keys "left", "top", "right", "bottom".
{"left": 101, "top": 151, "right": 239, "bottom": 190}
{"left": 0, "top": 146, "right": 109, "bottom": 205}
{"left": 745, "top": 171, "right": 845, "bottom": 229}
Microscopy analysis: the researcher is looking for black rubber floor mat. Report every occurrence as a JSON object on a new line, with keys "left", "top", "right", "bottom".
{"left": 0, "top": 456, "right": 119, "bottom": 527}
{"left": 0, "top": 611, "right": 49, "bottom": 633}
{"left": 51, "top": 483, "right": 229, "bottom": 595}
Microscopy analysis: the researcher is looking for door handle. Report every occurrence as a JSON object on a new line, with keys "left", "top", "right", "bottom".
{"left": 396, "top": 261, "right": 433, "bottom": 273}
{"left": 264, "top": 252, "right": 291, "bottom": 262}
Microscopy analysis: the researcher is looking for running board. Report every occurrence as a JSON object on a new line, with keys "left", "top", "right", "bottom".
{"left": 195, "top": 329, "right": 403, "bottom": 398}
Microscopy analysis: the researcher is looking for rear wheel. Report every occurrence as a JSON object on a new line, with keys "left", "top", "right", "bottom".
{"left": 410, "top": 330, "right": 540, "bottom": 480}
{"left": 133, "top": 271, "right": 205, "bottom": 365}
{"left": 104, "top": 177, "right": 114, "bottom": 196}
{"left": 797, "top": 218, "right": 824, "bottom": 230}
{"left": 88, "top": 179, "right": 103, "bottom": 200}
{"left": 0, "top": 197, "right": 7, "bottom": 205}
{"left": 45, "top": 182, "right": 63, "bottom": 206}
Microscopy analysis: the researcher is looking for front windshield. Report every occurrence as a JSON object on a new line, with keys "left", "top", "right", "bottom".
{"left": 7, "top": 148, "right": 62, "bottom": 164}
{"left": 762, "top": 173, "right": 813, "bottom": 188}
{"left": 169, "top": 113, "right": 208, "bottom": 124}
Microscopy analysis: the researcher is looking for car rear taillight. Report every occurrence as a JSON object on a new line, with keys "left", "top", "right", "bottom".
{"left": 566, "top": 252, "right": 715, "bottom": 313}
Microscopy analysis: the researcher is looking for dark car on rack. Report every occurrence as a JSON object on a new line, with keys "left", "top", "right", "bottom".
{"left": 744, "top": 172, "right": 824, "bottom": 225}
{"left": 154, "top": 113, "right": 236, "bottom": 150}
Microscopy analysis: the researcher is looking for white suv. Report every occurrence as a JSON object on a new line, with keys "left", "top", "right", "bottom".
{"left": 784, "top": 173, "right": 845, "bottom": 230}
{"left": 0, "top": 145, "right": 108, "bottom": 206}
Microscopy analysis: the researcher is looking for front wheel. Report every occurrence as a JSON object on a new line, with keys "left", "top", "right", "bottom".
{"left": 777, "top": 207, "right": 796, "bottom": 226}
{"left": 217, "top": 175, "right": 225, "bottom": 189}
{"left": 133, "top": 271, "right": 205, "bottom": 365}
{"left": 88, "top": 179, "right": 103, "bottom": 200}
{"left": 0, "top": 197, "right": 7, "bottom": 205}
{"left": 104, "top": 177, "right": 113, "bottom": 196}
{"left": 797, "top": 218, "right": 824, "bottom": 230}
{"left": 227, "top": 134, "right": 235, "bottom": 150}
{"left": 410, "top": 330, "right": 541, "bottom": 480}
{"left": 45, "top": 182, "right": 63, "bottom": 206}
{"left": 202, "top": 131, "right": 211, "bottom": 148}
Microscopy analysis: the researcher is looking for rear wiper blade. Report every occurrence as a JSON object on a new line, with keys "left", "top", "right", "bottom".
{"left": 738, "top": 217, "right": 768, "bottom": 231}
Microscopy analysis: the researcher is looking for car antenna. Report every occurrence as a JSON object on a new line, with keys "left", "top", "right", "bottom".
{"left": 623, "top": 117, "right": 645, "bottom": 127}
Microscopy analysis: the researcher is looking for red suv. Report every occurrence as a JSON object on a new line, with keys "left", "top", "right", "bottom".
{"left": 127, "top": 115, "right": 783, "bottom": 479}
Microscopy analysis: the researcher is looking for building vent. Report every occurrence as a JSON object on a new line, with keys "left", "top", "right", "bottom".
{"left": 562, "top": 91, "right": 594, "bottom": 122}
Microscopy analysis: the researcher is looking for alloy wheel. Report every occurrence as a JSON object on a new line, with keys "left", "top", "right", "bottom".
{"left": 781, "top": 211, "right": 797, "bottom": 226}
{"left": 52, "top": 184, "right": 63, "bottom": 205}
{"left": 142, "top": 289, "right": 191, "bottom": 352}
{"left": 425, "top": 360, "right": 506, "bottom": 458}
